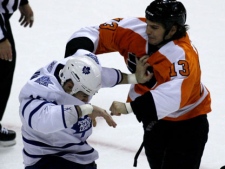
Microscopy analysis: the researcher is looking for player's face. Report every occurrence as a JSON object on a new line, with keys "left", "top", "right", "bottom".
{"left": 63, "top": 80, "right": 74, "bottom": 94}
{"left": 146, "top": 19, "right": 166, "bottom": 46}
{"left": 146, "top": 19, "right": 177, "bottom": 46}
{"left": 62, "top": 80, "right": 89, "bottom": 103}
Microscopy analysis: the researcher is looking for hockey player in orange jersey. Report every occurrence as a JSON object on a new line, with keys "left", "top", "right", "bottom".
{"left": 64, "top": 0, "right": 211, "bottom": 169}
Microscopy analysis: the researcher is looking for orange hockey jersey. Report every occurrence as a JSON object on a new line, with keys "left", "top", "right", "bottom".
{"left": 68, "top": 17, "right": 211, "bottom": 121}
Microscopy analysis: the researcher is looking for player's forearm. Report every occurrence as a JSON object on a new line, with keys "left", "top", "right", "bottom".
{"left": 119, "top": 73, "right": 138, "bottom": 84}
{"left": 130, "top": 91, "right": 158, "bottom": 123}
{"left": 24, "top": 104, "right": 79, "bottom": 134}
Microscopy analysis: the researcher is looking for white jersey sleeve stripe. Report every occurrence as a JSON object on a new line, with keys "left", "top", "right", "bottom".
{"left": 28, "top": 101, "right": 53, "bottom": 128}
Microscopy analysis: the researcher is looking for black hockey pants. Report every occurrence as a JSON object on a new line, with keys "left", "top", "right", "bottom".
{"left": 0, "top": 14, "right": 16, "bottom": 121}
{"left": 143, "top": 114, "right": 209, "bottom": 169}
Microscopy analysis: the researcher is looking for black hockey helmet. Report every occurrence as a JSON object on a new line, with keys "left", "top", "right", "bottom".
{"left": 145, "top": 0, "right": 186, "bottom": 29}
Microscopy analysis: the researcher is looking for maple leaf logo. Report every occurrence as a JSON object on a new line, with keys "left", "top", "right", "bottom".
{"left": 82, "top": 66, "right": 90, "bottom": 75}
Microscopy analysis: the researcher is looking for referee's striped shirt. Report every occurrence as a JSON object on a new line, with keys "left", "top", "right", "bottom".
{"left": 0, "top": 0, "right": 28, "bottom": 41}
{"left": 0, "top": 0, "right": 28, "bottom": 14}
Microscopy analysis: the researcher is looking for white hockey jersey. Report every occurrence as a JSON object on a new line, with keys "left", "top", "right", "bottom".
{"left": 19, "top": 54, "right": 122, "bottom": 166}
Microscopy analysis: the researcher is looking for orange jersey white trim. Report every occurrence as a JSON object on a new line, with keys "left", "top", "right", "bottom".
{"left": 68, "top": 17, "right": 211, "bottom": 121}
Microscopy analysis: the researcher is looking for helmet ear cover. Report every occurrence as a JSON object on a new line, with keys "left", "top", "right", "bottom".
{"left": 59, "top": 55, "right": 101, "bottom": 96}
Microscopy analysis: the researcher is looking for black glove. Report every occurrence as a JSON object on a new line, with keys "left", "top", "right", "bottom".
{"left": 127, "top": 53, "right": 137, "bottom": 73}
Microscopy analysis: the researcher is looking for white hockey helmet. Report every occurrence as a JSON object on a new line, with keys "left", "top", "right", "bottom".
{"left": 59, "top": 54, "right": 101, "bottom": 96}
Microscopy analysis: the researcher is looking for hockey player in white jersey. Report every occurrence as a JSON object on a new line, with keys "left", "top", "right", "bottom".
{"left": 19, "top": 49, "right": 151, "bottom": 169}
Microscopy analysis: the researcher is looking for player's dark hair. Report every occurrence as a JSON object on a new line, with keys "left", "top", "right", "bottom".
{"left": 171, "top": 24, "right": 189, "bottom": 40}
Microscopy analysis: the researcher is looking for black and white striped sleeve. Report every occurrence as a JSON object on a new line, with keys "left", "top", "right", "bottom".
{"left": 0, "top": 14, "right": 7, "bottom": 42}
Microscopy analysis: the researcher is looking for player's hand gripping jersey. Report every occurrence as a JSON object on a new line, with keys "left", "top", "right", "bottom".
{"left": 66, "top": 17, "right": 211, "bottom": 122}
